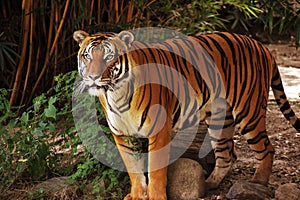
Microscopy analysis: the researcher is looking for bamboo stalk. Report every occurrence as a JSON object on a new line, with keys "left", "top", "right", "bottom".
{"left": 19, "top": 0, "right": 35, "bottom": 108}
{"left": 2, "top": 1, "right": 7, "bottom": 18}
{"left": 89, "top": 0, "right": 94, "bottom": 25}
{"left": 29, "top": 1, "right": 53, "bottom": 99}
{"left": 53, "top": 45, "right": 58, "bottom": 87}
{"left": 29, "top": 0, "right": 71, "bottom": 102}
{"left": 98, "top": 0, "right": 101, "bottom": 24}
{"left": 126, "top": 1, "right": 134, "bottom": 23}
{"left": 72, "top": 1, "right": 77, "bottom": 26}
{"left": 34, "top": 45, "right": 40, "bottom": 74}
{"left": 9, "top": 0, "right": 31, "bottom": 106}
{"left": 81, "top": 0, "right": 86, "bottom": 28}
{"left": 52, "top": 2, "right": 59, "bottom": 87}
{"left": 50, "top": 0, "right": 70, "bottom": 58}
{"left": 46, "top": 2, "right": 55, "bottom": 60}
{"left": 119, "top": 0, "right": 125, "bottom": 22}
{"left": 115, "top": 0, "right": 120, "bottom": 23}
{"left": 42, "top": 2, "right": 47, "bottom": 41}
{"left": 108, "top": 0, "right": 114, "bottom": 23}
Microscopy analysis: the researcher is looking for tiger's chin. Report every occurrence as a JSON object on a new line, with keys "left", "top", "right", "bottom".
{"left": 88, "top": 86, "right": 104, "bottom": 96}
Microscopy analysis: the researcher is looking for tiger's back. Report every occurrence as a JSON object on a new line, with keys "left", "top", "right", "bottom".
{"left": 194, "top": 32, "right": 273, "bottom": 131}
{"left": 126, "top": 32, "right": 277, "bottom": 135}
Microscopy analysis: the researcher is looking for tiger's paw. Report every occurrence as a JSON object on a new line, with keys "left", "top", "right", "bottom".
{"left": 124, "top": 185, "right": 148, "bottom": 200}
{"left": 205, "top": 164, "right": 233, "bottom": 190}
{"left": 147, "top": 185, "right": 167, "bottom": 200}
{"left": 205, "top": 180, "right": 219, "bottom": 190}
{"left": 147, "top": 193, "right": 166, "bottom": 200}
{"left": 205, "top": 173, "right": 227, "bottom": 190}
{"left": 124, "top": 193, "right": 148, "bottom": 200}
{"left": 250, "top": 177, "right": 269, "bottom": 186}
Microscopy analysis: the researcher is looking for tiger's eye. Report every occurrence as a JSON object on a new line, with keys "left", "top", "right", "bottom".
{"left": 106, "top": 55, "right": 114, "bottom": 61}
{"left": 83, "top": 53, "right": 91, "bottom": 60}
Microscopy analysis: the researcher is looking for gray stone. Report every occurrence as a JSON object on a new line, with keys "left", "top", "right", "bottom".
{"left": 167, "top": 158, "right": 205, "bottom": 200}
{"left": 275, "top": 183, "right": 300, "bottom": 200}
{"left": 226, "top": 180, "right": 274, "bottom": 200}
{"left": 33, "top": 176, "right": 69, "bottom": 193}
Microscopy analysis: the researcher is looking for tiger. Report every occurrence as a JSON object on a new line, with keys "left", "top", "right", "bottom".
{"left": 73, "top": 29, "right": 300, "bottom": 200}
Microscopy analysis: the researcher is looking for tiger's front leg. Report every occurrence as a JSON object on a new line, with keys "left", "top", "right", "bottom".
{"left": 113, "top": 134, "right": 148, "bottom": 200}
{"left": 147, "top": 125, "right": 171, "bottom": 200}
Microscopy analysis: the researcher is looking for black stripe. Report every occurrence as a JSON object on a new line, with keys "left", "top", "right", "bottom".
{"left": 215, "top": 32, "right": 237, "bottom": 64}
{"left": 172, "top": 101, "right": 181, "bottom": 128}
{"left": 283, "top": 110, "right": 296, "bottom": 120}
{"left": 255, "top": 151, "right": 275, "bottom": 161}
{"left": 272, "top": 83, "right": 284, "bottom": 91}
{"left": 293, "top": 118, "right": 300, "bottom": 131}
{"left": 195, "top": 35, "right": 214, "bottom": 52}
{"left": 246, "top": 130, "right": 267, "bottom": 145}
{"left": 241, "top": 115, "right": 264, "bottom": 135}
{"left": 272, "top": 68, "right": 280, "bottom": 80}
{"left": 206, "top": 35, "right": 227, "bottom": 73}
{"left": 280, "top": 101, "right": 291, "bottom": 112}
{"left": 138, "top": 85, "right": 151, "bottom": 132}
{"left": 105, "top": 93, "right": 121, "bottom": 116}
{"left": 279, "top": 94, "right": 287, "bottom": 99}
{"left": 215, "top": 157, "right": 232, "bottom": 165}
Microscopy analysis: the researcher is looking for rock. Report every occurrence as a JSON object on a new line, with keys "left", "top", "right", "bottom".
{"left": 33, "top": 176, "right": 69, "bottom": 193}
{"left": 226, "top": 180, "right": 274, "bottom": 200}
{"left": 275, "top": 183, "right": 300, "bottom": 200}
{"left": 170, "top": 122, "right": 216, "bottom": 177}
{"left": 31, "top": 176, "right": 80, "bottom": 199}
{"left": 167, "top": 158, "right": 205, "bottom": 200}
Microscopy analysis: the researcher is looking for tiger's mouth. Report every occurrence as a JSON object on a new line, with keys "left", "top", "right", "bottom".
{"left": 83, "top": 76, "right": 115, "bottom": 96}
{"left": 88, "top": 82, "right": 114, "bottom": 93}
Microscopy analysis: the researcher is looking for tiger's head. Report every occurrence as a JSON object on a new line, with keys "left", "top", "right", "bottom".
{"left": 73, "top": 30, "right": 135, "bottom": 96}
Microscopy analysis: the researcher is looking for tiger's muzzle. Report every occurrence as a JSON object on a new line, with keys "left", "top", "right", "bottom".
{"left": 83, "top": 75, "right": 113, "bottom": 96}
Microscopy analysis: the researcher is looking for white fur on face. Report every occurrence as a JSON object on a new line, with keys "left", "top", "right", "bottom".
{"left": 88, "top": 87, "right": 104, "bottom": 96}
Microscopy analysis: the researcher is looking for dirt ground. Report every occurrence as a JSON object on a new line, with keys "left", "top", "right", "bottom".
{"left": 204, "top": 42, "right": 300, "bottom": 199}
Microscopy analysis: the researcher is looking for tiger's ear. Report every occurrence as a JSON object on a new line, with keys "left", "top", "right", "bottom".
{"left": 118, "top": 31, "right": 134, "bottom": 48}
{"left": 73, "top": 30, "right": 90, "bottom": 46}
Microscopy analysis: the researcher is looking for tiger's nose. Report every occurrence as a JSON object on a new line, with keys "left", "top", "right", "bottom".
{"left": 88, "top": 75, "right": 101, "bottom": 80}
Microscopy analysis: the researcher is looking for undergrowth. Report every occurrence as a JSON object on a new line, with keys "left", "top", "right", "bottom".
{"left": 0, "top": 71, "right": 127, "bottom": 199}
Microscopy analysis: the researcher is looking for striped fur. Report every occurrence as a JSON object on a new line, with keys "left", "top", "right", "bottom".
{"left": 74, "top": 30, "right": 300, "bottom": 200}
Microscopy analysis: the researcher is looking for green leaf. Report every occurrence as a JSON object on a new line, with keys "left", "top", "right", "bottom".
{"left": 44, "top": 104, "right": 57, "bottom": 119}
{"left": 44, "top": 96, "right": 57, "bottom": 119}
{"left": 33, "top": 127, "right": 44, "bottom": 137}
{"left": 33, "top": 94, "right": 46, "bottom": 112}
{"left": 47, "top": 122, "right": 56, "bottom": 132}
{"left": 20, "top": 112, "right": 29, "bottom": 126}
{"left": 48, "top": 96, "right": 57, "bottom": 105}
{"left": 268, "top": 9, "right": 273, "bottom": 34}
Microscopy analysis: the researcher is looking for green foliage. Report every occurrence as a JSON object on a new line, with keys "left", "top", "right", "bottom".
{"left": 0, "top": 70, "right": 129, "bottom": 198}
{"left": 258, "top": 0, "right": 299, "bottom": 34}
{"left": 0, "top": 88, "right": 14, "bottom": 123}
{"left": 222, "top": 0, "right": 262, "bottom": 31}
{"left": 138, "top": 0, "right": 261, "bottom": 33}
{"left": 71, "top": 157, "right": 126, "bottom": 197}
{"left": 0, "top": 71, "right": 79, "bottom": 192}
